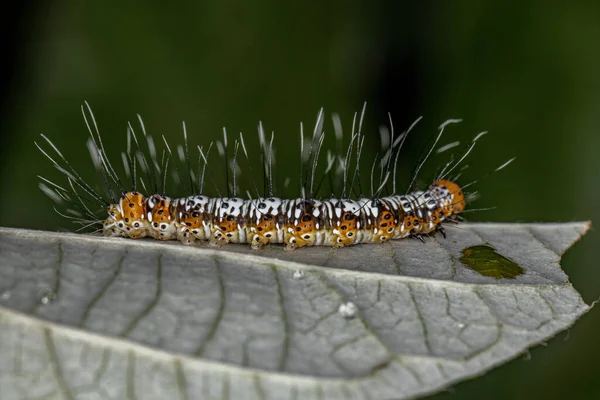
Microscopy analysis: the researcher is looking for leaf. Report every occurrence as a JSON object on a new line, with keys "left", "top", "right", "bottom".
{"left": 0, "top": 222, "right": 591, "bottom": 400}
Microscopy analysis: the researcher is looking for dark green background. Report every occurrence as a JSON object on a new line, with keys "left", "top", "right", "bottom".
{"left": 1, "top": 1, "right": 598, "bottom": 399}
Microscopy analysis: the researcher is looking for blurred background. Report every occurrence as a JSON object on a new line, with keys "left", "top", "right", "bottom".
{"left": 1, "top": 1, "right": 599, "bottom": 398}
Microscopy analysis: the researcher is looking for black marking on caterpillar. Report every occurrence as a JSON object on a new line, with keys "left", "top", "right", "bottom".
{"left": 36, "top": 102, "right": 513, "bottom": 250}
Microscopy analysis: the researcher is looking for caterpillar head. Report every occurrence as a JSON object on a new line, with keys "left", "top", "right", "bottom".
{"left": 435, "top": 179, "right": 466, "bottom": 215}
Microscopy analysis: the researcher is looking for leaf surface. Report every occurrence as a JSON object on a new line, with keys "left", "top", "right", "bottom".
{"left": 0, "top": 222, "right": 590, "bottom": 400}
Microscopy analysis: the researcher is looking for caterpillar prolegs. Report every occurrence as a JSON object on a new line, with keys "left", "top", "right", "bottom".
{"left": 37, "top": 103, "right": 508, "bottom": 251}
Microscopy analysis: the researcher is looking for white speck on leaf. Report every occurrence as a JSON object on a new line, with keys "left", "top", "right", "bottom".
{"left": 293, "top": 270, "right": 304, "bottom": 279}
{"left": 338, "top": 301, "right": 357, "bottom": 319}
{"left": 40, "top": 291, "right": 56, "bottom": 305}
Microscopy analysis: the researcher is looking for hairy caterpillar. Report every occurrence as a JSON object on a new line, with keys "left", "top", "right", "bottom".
{"left": 36, "top": 103, "right": 512, "bottom": 251}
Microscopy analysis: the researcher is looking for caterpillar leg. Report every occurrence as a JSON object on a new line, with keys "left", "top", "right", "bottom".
{"left": 436, "top": 225, "right": 447, "bottom": 239}
{"left": 412, "top": 233, "right": 426, "bottom": 243}
{"left": 178, "top": 229, "right": 197, "bottom": 246}
{"left": 209, "top": 230, "right": 228, "bottom": 247}
{"left": 284, "top": 236, "right": 298, "bottom": 251}
{"left": 250, "top": 233, "right": 270, "bottom": 250}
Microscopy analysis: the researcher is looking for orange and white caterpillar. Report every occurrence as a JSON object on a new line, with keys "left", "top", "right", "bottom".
{"left": 100, "top": 180, "right": 464, "bottom": 250}
{"left": 37, "top": 103, "right": 510, "bottom": 250}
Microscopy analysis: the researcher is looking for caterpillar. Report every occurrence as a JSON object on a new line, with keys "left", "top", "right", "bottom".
{"left": 36, "top": 103, "right": 512, "bottom": 251}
